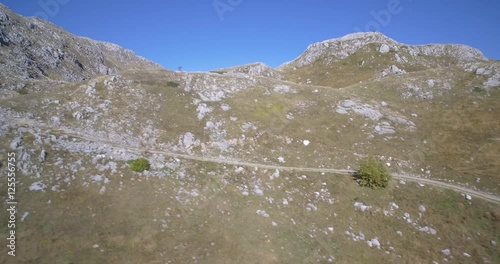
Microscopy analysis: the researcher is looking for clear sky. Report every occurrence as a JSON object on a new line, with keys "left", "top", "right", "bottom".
{"left": 2, "top": 0, "right": 499, "bottom": 71}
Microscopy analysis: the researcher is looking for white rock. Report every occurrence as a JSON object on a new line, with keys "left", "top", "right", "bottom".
{"left": 272, "top": 221, "right": 278, "bottom": 227}
{"left": 464, "top": 194, "right": 472, "bottom": 201}
{"left": 254, "top": 187, "right": 264, "bottom": 196}
{"left": 491, "top": 240, "right": 497, "bottom": 246}
{"left": 427, "top": 80, "right": 435, "bottom": 88}
{"left": 441, "top": 249, "right": 451, "bottom": 256}
{"left": 20, "top": 212, "right": 29, "bottom": 222}
{"left": 419, "top": 205, "right": 426, "bottom": 213}
{"left": 379, "top": 44, "right": 390, "bottom": 53}
{"left": 354, "top": 202, "right": 370, "bottom": 212}
{"left": 419, "top": 226, "right": 430, "bottom": 233}
{"left": 307, "top": 203, "right": 318, "bottom": 211}
{"left": 39, "top": 149, "right": 47, "bottom": 162}
{"left": 256, "top": 210, "right": 270, "bottom": 218}
{"left": 303, "top": 140, "right": 310, "bottom": 146}
{"left": 328, "top": 227, "right": 334, "bottom": 232}
{"left": 463, "top": 252, "right": 471, "bottom": 257}
{"left": 370, "top": 238, "right": 381, "bottom": 249}
{"left": 29, "top": 181, "right": 47, "bottom": 191}
{"left": 93, "top": 244, "right": 100, "bottom": 248}
{"left": 277, "top": 156, "right": 286, "bottom": 163}
{"left": 221, "top": 104, "right": 231, "bottom": 111}
{"left": 375, "top": 122, "right": 396, "bottom": 135}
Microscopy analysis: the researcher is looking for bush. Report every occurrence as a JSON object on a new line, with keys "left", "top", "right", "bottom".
{"left": 127, "top": 158, "right": 150, "bottom": 172}
{"left": 356, "top": 157, "right": 391, "bottom": 189}
{"left": 166, "top": 81, "right": 180, "bottom": 88}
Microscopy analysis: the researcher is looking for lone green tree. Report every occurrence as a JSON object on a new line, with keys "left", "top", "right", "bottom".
{"left": 356, "top": 156, "right": 391, "bottom": 189}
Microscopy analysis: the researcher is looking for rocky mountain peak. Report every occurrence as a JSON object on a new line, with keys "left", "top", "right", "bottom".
{"left": 0, "top": 4, "right": 162, "bottom": 89}
{"left": 278, "top": 32, "right": 487, "bottom": 70}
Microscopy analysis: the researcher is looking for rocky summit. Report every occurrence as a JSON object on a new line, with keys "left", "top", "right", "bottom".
{"left": 0, "top": 3, "right": 161, "bottom": 91}
{"left": 0, "top": 4, "right": 499, "bottom": 264}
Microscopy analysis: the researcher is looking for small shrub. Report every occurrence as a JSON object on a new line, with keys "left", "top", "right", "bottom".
{"left": 210, "top": 70, "right": 226, "bottom": 75}
{"left": 127, "top": 158, "right": 150, "bottom": 172}
{"left": 17, "top": 88, "right": 28, "bottom": 95}
{"left": 166, "top": 81, "right": 180, "bottom": 88}
{"left": 356, "top": 156, "right": 391, "bottom": 189}
{"left": 94, "top": 82, "right": 105, "bottom": 91}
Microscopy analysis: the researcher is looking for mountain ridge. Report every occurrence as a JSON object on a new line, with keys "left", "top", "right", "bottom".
{"left": 0, "top": 3, "right": 162, "bottom": 89}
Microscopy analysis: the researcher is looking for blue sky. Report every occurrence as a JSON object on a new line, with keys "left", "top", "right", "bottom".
{"left": 2, "top": 0, "right": 499, "bottom": 71}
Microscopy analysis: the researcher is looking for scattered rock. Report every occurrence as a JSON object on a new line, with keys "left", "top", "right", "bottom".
{"left": 375, "top": 122, "right": 396, "bottom": 135}
{"left": 29, "top": 181, "right": 47, "bottom": 191}
{"left": 20, "top": 212, "right": 29, "bottom": 222}
{"left": 379, "top": 44, "right": 390, "bottom": 53}
{"left": 419, "top": 205, "right": 426, "bottom": 213}
{"left": 10, "top": 137, "right": 23, "bottom": 150}
{"left": 303, "top": 140, "right": 310, "bottom": 146}
{"left": 463, "top": 194, "right": 472, "bottom": 201}
{"left": 254, "top": 186, "right": 264, "bottom": 196}
{"left": 441, "top": 249, "right": 451, "bottom": 256}
{"left": 368, "top": 238, "right": 381, "bottom": 249}
{"left": 39, "top": 149, "right": 47, "bottom": 162}
{"left": 273, "top": 84, "right": 295, "bottom": 94}
{"left": 256, "top": 210, "right": 269, "bottom": 218}
{"left": 336, "top": 100, "right": 383, "bottom": 120}
{"left": 381, "top": 65, "right": 406, "bottom": 77}
{"left": 354, "top": 202, "right": 371, "bottom": 212}
{"left": 307, "top": 203, "right": 318, "bottom": 211}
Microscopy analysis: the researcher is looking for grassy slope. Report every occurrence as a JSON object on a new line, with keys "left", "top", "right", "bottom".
{"left": 0, "top": 54, "right": 499, "bottom": 263}
{"left": 0, "top": 134, "right": 498, "bottom": 263}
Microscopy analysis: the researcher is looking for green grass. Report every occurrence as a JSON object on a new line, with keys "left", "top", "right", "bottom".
{"left": 127, "top": 158, "right": 150, "bottom": 172}
{"left": 166, "top": 80, "right": 180, "bottom": 88}
{"left": 0, "top": 142, "right": 498, "bottom": 263}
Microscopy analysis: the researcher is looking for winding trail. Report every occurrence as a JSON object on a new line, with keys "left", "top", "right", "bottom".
{"left": 14, "top": 119, "right": 500, "bottom": 205}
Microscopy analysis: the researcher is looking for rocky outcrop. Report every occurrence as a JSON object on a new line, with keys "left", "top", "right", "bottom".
{"left": 0, "top": 4, "right": 162, "bottom": 88}
{"left": 213, "top": 62, "right": 283, "bottom": 79}
{"left": 278, "top": 32, "right": 487, "bottom": 70}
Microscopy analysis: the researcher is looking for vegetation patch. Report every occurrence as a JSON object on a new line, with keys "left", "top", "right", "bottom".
{"left": 127, "top": 158, "right": 150, "bottom": 172}
{"left": 356, "top": 156, "right": 391, "bottom": 189}
{"left": 17, "top": 88, "right": 29, "bottom": 95}
{"left": 166, "top": 81, "right": 180, "bottom": 88}
{"left": 94, "top": 81, "right": 106, "bottom": 91}
{"left": 210, "top": 70, "right": 226, "bottom": 75}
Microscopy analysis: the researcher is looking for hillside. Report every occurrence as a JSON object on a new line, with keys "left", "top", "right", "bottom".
{"left": 0, "top": 3, "right": 161, "bottom": 92}
{"left": 0, "top": 5, "right": 499, "bottom": 264}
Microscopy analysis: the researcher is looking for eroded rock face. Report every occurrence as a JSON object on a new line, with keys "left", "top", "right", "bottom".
{"left": 278, "top": 32, "right": 486, "bottom": 70}
{"left": 0, "top": 4, "right": 161, "bottom": 88}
